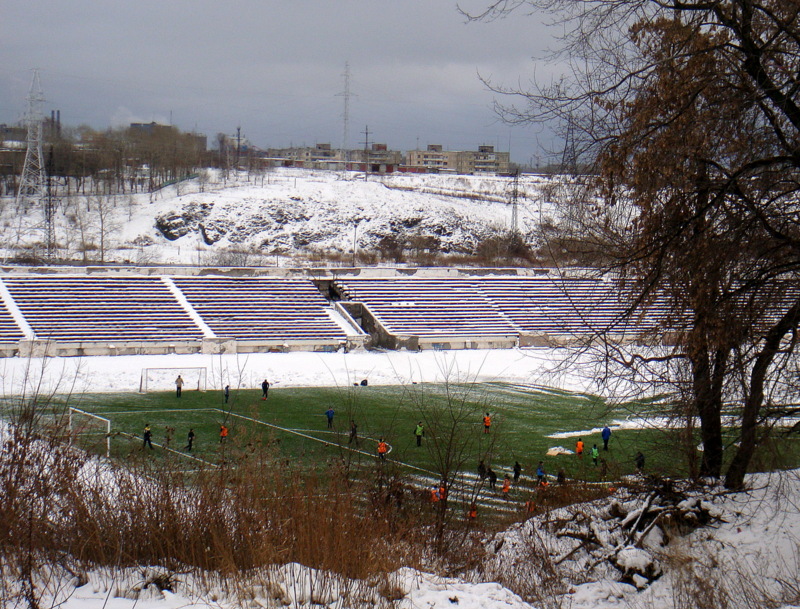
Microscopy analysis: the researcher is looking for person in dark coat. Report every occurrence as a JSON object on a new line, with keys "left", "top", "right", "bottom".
{"left": 478, "top": 460, "right": 487, "bottom": 480}
{"left": 184, "top": 428, "right": 195, "bottom": 451}
{"left": 224, "top": 385, "right": 230, "bottom": 403}
{"left": 513, "top": 460, "right": 522, "bottom": 483}
{"left": 325, "top": 407, "right": 335, "bottom": 429}
{"left": 143, "top": 424, "right": 154, "bottom": 450}
{"left": 348, "top": 420, "right": 359, "bottom": 446}
{"left": 486, "top": 466, "right": 498, "bottom": 488}
{"left": 635, "top": 451, "right": 645, "bottom": 472}
{"left": 261, "top": 379, "right": 270, "bottom": 400}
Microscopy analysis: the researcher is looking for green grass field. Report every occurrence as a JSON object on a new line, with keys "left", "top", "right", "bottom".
{"left": 54, "top": 380, "right": 800, "bottom": 487}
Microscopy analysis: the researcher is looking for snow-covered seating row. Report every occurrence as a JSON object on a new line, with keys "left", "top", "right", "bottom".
{"left": 2, "top": 276, "right": 204, "bottom": 342}
{"left": 336, "top": 278, "right": 517, "bottom": 338}
{"left": 170, "top": 277, "right": 347, "bottom": 341}
{"left": 0, "top": 301, "right": 24, "bottom": 343}
{"left": 474, "top": 277, "right": 666, "bottom": 335}
{"left": 334, "top": 276, "right": 665, "bottom": 342}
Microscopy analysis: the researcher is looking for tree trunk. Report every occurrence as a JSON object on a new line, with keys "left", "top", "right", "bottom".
{"left": 725, "top": 298, "right": 800, "bottom": 489}
{"left": 691, "top": 345, "right": 727, "bottom": 478}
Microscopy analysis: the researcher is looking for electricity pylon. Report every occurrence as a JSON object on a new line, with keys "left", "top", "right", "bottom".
{"left": 16, "top": 69, "right": 46, "bottom": 213}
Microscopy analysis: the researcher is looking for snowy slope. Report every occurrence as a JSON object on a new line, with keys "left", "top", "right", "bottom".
{"left": 0, "top": 168, "right": 558, "bottom": 266}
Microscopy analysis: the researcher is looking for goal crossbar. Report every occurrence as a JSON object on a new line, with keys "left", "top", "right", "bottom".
{"left": 139, "top": 367, "right": 208, "bottom": 393}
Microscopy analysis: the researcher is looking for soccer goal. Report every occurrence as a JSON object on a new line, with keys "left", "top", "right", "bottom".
{"left": 139, "top": 367, "right": 208, "bottom": 393}
{"left": 68, "top": 407, "right": 112, "bottom": 458}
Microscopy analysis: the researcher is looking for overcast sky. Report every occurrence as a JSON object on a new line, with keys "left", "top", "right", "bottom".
{"left": 1, "top": 1, "right": 563, "bottom": 167}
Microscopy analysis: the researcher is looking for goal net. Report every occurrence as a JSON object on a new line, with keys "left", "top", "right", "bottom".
{"left": 68, "top": 407, "right": 111, "bottom": 458}
{"left": 139, "top": 367, "right": 208, "bottom": 393}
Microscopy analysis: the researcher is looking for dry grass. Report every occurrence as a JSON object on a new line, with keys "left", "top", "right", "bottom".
{"left": 0, "top": 391, "right": 503, "bottom": 607}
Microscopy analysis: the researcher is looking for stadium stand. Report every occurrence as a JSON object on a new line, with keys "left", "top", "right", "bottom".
{"left": 1, "top": 276, "right": 204, "bottom": 342}
{"left": 334, "top": 278, "right": 518, "bottom": 338}
{"left": 170, "top": 276, "right": 348, "bottom": 342}
{"left": 334, "top": 276, "right": 666, "bottom": 346}
{"left": 0, "top": 270, "right": 677, "bottom": 356}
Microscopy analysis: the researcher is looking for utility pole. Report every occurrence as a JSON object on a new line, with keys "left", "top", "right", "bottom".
{"left": 45, "top": 145, "right": 58, "bottom": 260}
{"left": 362, "top": 125, "right": 371, "bottom": 181}
{"left": 509, "top": 169, "right": 520, "bottom": 234}
{"left": 236, "top": 126, "right": 241, "bottom": 171}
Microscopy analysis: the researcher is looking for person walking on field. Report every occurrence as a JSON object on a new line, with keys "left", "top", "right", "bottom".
{"left": 502, "top": 474, "right": 511, "bottom": 499}
{"left": 635, "top": 451, "right": 645, "bottom": 472}
{"left": 591, "top": 444, "right": 599, "bottom": 466}
{"left": 602, "top": 425, "right": 612, "bottom": 451}
{"left": 576, "top": 438, "right": 584, "bottom": 458}
{"left": 486, "top": 466, "right": 498, "bottom": 488}
{"left": 261, "top": 379, "right": 269, "bottom": 400}
{"left": 377, "top": 438, "right": 388, "bottom": 461}
{"left": 513, "top": 460, "right": 522, "bottom": 483}
{"left": 184, "top": 428, "right": 195, "bottom": 451}
{"left": 325, "top": 407, "right": 335, "bottom": 429}
{"left": 483, "top": 412, "right": 492, "bottom": 434}
{"left": 142, "top": 424, "right": 154, "bottom": 450}
{"left": 175, "top": 375, "right": 184, "bottom": 398}
{"left": 348, "top": 420, "right": 359, "bottom": 446}
{"left": 224, "top": 385, "right": 230, "bottom": 404}
{"left": 219, "top": 424, "right": 228, "bottom": 443}
{"left": 536, "top": 461, "right": 546, "bottom": 485}
{"left": 414, "top": 421, "right": 425, "bottom": 446}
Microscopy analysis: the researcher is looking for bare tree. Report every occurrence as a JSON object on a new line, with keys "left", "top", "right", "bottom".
{"left": 467, "top": 0, "right": 800, "bottom": 488}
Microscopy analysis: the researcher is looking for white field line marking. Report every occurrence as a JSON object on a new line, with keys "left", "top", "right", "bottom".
{"left": 216, "top": 409, "right": 439, "bottom": 477}
{"left": 118, "top": 431, "right": 218, "bottom": 468}
{"left": 96, "top": 408, "right": 221, "bottom": 415}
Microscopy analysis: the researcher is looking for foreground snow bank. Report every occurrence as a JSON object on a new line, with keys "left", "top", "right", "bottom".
{"left": 14, "top": 564, "right": 536, "bottom": 609}
{"left": 480, "top": 471, "right": 800, "bottom": 609}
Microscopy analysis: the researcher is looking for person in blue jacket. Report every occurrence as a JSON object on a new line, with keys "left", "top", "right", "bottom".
{"left": 601, "top": 425, "right": 612, "bottom": 450}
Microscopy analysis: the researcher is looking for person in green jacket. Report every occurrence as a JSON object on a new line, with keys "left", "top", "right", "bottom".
{"left": 414, "top": 421, "right": 425, "bottom": 446}
{"left": 591, "top": 444, "right": 599, "bottom": 466}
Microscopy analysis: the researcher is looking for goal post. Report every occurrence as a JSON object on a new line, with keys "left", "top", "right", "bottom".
{"left": 68, "top": 407, "right": 111, "bottom": 458}
{"left": 139, "top": 367, "right": 208, "bottom": 393}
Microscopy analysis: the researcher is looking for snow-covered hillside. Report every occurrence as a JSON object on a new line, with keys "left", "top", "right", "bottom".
{"left": 0, "top": 169, "right": 561, "bottom": 266}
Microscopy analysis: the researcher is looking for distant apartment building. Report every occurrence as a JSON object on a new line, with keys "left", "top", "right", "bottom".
{"left": 263, "top": 143, "right": 403, "bottom": 173}
{"left": 407, "top": 144, "right": 510, "bottom": 175}
{"left": 348, "top": 143, "right": 404, "bottom": 173}
{"left": 263, "top": 143, "right": 341, "bottom": 168}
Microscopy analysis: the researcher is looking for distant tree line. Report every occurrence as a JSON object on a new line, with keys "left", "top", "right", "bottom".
{"left": 0, "top": 123, "right": 214, "bottom": 197}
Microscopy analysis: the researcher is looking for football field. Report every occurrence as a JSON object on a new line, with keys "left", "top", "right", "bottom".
{"left": 63, "top": 381, "right": 684, "bottom": 481}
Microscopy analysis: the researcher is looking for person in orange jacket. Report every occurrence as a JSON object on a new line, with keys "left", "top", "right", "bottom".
{"left": 377, "top": 438, "right": 388, "bottom": 460}
{"left": 502, "top": 474, "right": 511, "bottom": 499}
{"left": 430, "top": 486, "right": 440, "bottom": 503}
{"left": 468, "top": 503, "right": 478, "bottom": 521}
{"left": 219, "top": 424, "right": 228, "bottom": 443}
{"left": 483, "top": 412, "right": 492, "bottom": 434}
{"left": 576, "top": 438, "right": 584, "bottom": 457}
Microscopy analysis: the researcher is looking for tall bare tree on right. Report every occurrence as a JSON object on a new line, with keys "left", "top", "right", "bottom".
{"left": 467, "top": 0, "right": 800, "bottom": 488}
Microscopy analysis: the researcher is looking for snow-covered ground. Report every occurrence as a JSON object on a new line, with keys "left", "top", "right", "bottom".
{"left": 0, "top": 169, "right": 561, "bottom": 266}
{"left": 0, "top": 346, "right": 598, "bottom": 397}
